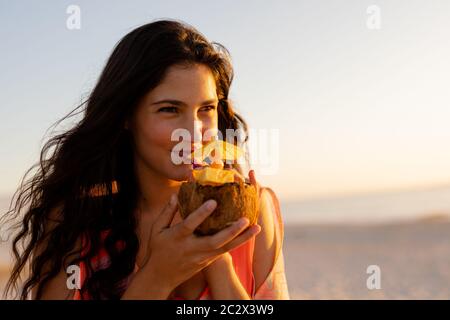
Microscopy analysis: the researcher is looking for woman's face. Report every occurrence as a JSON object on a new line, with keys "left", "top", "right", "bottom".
{"left": 129, "top": 63, "right": 219, "bottom": 182}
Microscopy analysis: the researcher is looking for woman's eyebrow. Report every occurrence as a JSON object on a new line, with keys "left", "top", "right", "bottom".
{"left": 151, "top": 98, "right": 218, "bottom": 106}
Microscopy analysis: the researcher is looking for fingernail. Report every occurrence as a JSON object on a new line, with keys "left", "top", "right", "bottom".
{"left": 205, "top": 199, "right": 217, "bottom": 210}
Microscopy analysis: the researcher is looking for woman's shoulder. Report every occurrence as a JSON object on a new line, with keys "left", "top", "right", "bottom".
{"left": 252, "top": 185, "right": 285, "bottom": 286}
{"left": 259, "top": 185, "right": 280, "bottom": 205}
{"left": 257, "top": 185, "right": 283, "bottom": 228}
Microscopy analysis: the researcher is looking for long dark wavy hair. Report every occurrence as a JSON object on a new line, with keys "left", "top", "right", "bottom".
{"left": 1, "top": 19, "right": 249, "bottom": 300}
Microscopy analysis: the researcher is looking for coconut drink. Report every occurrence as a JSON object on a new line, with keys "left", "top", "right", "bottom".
{"left": 177, "top": 140, "right": 259, "bottom": 236}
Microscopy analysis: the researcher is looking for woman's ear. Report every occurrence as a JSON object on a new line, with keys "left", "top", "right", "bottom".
{"left": 124, "top": 120, "right": 129, "bottom": 130}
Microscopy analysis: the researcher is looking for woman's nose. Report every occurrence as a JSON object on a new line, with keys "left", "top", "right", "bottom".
{"left": 184, "top": 116, "right": 204, "bottom": 143}
{"left": 184, "top": 112, "right": 216, "bottom": 144}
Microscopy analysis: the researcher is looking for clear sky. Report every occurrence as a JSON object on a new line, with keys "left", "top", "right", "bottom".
{"left": 1, "top": 0, "right": 450, "bottom": 201}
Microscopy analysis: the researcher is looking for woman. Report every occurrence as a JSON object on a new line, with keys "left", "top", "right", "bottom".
{"left": 3, "top": 19, "right": 290, "bottom": 300}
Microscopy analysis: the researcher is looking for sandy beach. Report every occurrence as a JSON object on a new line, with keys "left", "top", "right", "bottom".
{"left": 284, "top": 220, "right": 450, "bottom": 299}
{"left": 1, "top": 219, "right": 450, "bottom": 299}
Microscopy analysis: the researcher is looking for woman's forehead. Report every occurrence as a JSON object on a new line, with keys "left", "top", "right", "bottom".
{"left": 147, "top": 64, "right": 218, "bottom": 104}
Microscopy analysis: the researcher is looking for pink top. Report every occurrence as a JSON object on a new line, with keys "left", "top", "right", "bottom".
{"left": 73, "top": 186, "right": 290, "bottom": 300}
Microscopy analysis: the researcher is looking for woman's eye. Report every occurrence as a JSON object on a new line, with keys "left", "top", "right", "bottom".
{"left": 200, "top": 106, "right": 216, "bottom": 112}
{"left": 158, "top": 106, "right": 178, "bottom": 113}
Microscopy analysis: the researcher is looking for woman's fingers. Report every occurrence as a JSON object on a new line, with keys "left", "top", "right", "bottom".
{"left": 195, "top": 224, "right": 260, "bottom": 265}
{"left": 169, "top": 210, "right": 183, "bottom": 228}
{"left": 176, "top": 199, "right": 217, "bottom": 237}
{"left": 199, "top": 217, "right": 250, "bottom": 250}
{"left": 217, "top": 224, "right": 261, "bottom": 254}
{"left": 154, "top": 193, "right": 179, "bottom": 230}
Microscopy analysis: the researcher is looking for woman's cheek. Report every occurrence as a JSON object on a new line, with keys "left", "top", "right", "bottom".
{"left": 134, "top": 119, "right": 166, "bottom": 159}
{"left": 146, "top": 122, "right": 175, "bottom": 156}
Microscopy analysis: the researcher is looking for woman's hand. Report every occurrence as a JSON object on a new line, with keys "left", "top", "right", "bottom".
{"left": 202, "top": 252, "right": 233, "bottom": 278}
{"left": 233, "top": 169, "right": 260, "bottom": 197}
{"left": 201, "top": 250, "right": 254, "bottom": 300}
{"left": 201, "top": 169, "right": 262, "bottom": 299}
{"left": 138, "top": 193, "right": 260, "bottom": 296}
{"left": 204, "top": 169, "right": 261, "bottom": 272}
{"left": 202, "top": 169, "right": 261, "bottom": 273}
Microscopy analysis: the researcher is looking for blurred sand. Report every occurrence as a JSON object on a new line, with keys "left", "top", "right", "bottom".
{"left": 1, "top": 220, "right": 450, "bottom": 299}
{"left": 284, "top": 220, "right": 450, "bottom": 299}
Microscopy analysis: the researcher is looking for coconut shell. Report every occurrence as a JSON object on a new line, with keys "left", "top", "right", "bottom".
{"left": 177, "top": 180, "right": 259, "bottom": 236}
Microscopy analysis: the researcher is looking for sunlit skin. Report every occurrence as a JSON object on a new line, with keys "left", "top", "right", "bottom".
{"left": 128, "top": 62, "right": 219, "bottom": 259}
{"left": 30, "top": 63, "right": 277, "bottom": 300}
{"left": 126, "top": 63, "right": 263, "bottom": 299}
